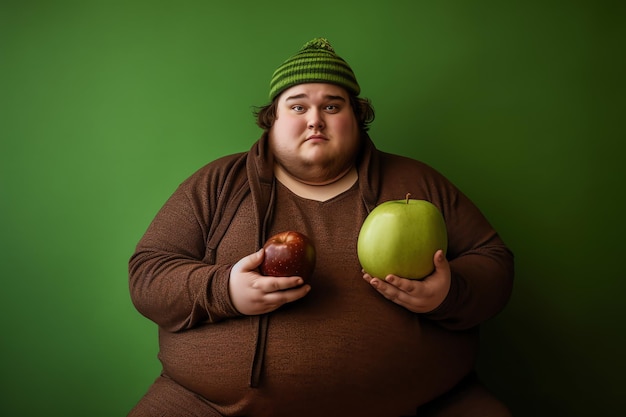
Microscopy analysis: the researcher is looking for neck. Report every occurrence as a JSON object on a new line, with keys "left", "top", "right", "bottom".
{"left": 274, "top": 164, "right": 358, "bottom": 202}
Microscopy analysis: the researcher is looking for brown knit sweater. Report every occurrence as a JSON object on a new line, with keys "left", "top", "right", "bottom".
{"left": 129, "top": 134, "right": 514, "bottom": 416}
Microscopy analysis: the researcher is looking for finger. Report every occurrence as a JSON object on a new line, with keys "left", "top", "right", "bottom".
{"left": 361, "top": 271, "right": 375, "bottom": 282}
{"left": 256, "top": 276, "right": 305, "bottom": 293}
{"left": 259, "top": 284, "right": 311, "bottom": 309}
{"left": 384, "top": 274, "right": 420, "bottom": 293}
{"left": 370, "top": 278, "right": 410, "bottom": 305}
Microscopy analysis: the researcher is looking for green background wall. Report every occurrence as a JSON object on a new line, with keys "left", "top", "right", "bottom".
{"left": 1, "top": 1, "right": 624, "bottom": 415}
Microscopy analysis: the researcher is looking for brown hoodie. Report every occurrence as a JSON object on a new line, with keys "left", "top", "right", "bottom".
{"left": 129, "top": 133, "right": 514, "bottom": 416}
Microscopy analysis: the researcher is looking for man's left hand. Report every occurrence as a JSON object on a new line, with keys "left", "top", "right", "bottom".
{"left": 362, "top": 249, "right": 451, "bottom": 313}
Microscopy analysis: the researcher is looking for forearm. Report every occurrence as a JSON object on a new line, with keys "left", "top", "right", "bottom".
{"left": 129, "top": 250, "right": 241, "bottom": 332}
{"left": 425, "top": 244, "right": 514, "bottom": 330}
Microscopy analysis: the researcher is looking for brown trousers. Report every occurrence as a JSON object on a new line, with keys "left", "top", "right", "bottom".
{"left": 128, "top": 372, "right": 512, "bottom": 417}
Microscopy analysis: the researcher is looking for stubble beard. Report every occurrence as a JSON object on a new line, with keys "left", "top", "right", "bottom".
{"left": 275, "top": 149, "right": 356, "bottom": 186}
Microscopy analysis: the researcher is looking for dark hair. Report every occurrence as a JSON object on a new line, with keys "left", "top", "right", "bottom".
{"left": 254, "top": 95, "right": 375, "bottom": 133}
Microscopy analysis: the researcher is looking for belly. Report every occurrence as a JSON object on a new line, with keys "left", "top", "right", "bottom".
{"left": 158, "top": 278, "right": 478, "bottom": 416}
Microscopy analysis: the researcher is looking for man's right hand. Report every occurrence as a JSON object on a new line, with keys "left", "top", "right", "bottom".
{"left": 228, "top": 248, "right": 311, "bottom": 315}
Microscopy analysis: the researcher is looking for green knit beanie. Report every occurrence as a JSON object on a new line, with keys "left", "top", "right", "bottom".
{"left": 269, "top": 38, "right": 360, "bottom": 101}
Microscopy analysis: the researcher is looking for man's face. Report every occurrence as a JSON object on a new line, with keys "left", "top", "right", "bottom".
{"left": 269, "top": 83, "right": 360, "bottom": 184}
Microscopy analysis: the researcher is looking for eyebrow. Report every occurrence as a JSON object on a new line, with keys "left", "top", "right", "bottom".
{"left": 284, "top": 93, "right": 347, "bottom": 102}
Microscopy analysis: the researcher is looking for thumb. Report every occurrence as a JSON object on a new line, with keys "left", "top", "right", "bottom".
{"left": 433, "top": 249, "right": 447, "bottom": 268}
{"left": 233, "top": 248, "right": 265, "bottom": 273}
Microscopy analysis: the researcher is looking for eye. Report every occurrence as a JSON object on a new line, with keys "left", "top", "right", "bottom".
{"left": 324, "top": 104, "right": 340, "bottom": 113}
{"left": 291, "top": 105, "right": 305, "bottom": 112}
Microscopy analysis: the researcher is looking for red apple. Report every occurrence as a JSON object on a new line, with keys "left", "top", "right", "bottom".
{"left": 260, "top": 231, "right": 316, "bottom": 282}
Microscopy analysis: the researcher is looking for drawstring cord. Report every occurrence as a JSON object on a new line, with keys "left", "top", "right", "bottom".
{"left": 249, "top": 314, "right": 269, "bottom": 387}
{"left": 249, "top": 180, "right": 275, "bottom": 387}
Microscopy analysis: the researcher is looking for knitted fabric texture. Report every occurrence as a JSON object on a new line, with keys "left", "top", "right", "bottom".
{"left": 269, "top": 38, "right": 360, "bottom": 100}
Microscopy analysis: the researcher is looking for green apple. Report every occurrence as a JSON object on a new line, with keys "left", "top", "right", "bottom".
{"left": 357, "top": 194, "right": 447, "bottom": 280}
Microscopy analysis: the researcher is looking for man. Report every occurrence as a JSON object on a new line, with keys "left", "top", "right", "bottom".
{"left": 128, "top": 38, "right": 514, "bottom": 417}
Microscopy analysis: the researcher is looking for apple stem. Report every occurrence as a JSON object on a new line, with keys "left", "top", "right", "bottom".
{"left": 406, "top": 193, "right": 411, "bottom": 204}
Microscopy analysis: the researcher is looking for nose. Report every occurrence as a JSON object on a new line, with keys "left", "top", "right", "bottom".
{"left": 307, "top": 110, "right": 325, "bottom": 130}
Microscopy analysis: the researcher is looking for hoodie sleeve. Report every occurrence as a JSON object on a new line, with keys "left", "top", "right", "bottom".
{"left": 128, "top": 165, "right": 246, "bottom": 333}
{"left": 424, "top": 177, "right": 514, "bottom": 331}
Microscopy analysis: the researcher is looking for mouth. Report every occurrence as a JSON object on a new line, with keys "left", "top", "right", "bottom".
{"left": 306, "top": 134, "right": 328, "bottom": 141}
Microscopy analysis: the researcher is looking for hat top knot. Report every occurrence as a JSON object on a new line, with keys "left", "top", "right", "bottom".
{"left": 301, "top": 37, "right": 335, "bottom": 53}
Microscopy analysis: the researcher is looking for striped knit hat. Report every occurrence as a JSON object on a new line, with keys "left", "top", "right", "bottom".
{"left": 269, "top": 38, "right": 360, "bottom": 100}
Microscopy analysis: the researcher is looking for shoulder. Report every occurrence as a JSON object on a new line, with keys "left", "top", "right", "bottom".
{"left": 378, "top": 151, "right": 447, "bottom": 180}
{"left": 374, "top": 150, "right": 462, "bottom": 205}
{"left": 180, "top": 152, "right": 248, "bottom": 189}
{"left": 191, "top": 152, "right": 248, "bottom": 177}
